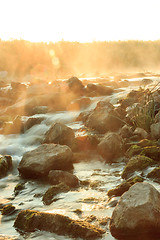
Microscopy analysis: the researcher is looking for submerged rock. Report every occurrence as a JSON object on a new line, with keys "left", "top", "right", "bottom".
{"left": 14, "top": 209, "right": 104, "bottom": 239}
{"left": 110, "top": 182, "right": 160, "bottom": 239}
{"left": 1, "top": 204, "right": 15, "bottom": 215}
{"left": 121, "top": 155, "right": 154, "bottom": 179}
{"left": 0, "top": 155, "right": 12, "bottom": 179}
{"left": 43, "top": 182, "right": 70, "bottom": 205}
{"left": 18, "top": 144, "right": 73, "bottom": 178}
{"left": 97, "top": 132, "right": 124, "bottom": 162}
{"left": 43, "top": 122, "right": 75, "bottom": 149}
{"left": 48, "top": 170, "right": 79, "bottom": 188}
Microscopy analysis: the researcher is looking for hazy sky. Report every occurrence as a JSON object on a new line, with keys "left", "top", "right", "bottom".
{"left": 1, "top": 0, "right": 160, "bottom": 42}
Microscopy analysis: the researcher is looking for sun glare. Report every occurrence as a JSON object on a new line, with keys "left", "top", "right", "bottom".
{"left": 1, "top": 0, "right": 160, "bottom": 43}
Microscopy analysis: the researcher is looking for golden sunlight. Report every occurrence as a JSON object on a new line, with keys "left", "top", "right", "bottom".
{"left": 1, "top": 0, "right": 160, "bottom": 43}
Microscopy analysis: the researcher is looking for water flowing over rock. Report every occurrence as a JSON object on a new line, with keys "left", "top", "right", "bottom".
{"left": 110, "top": 182, "right": 160, "bottom": 239}
{"left": 97, "top": 132, "right": 124, "bottom": 162}
{"left": 14, "top": 209, "right": 104, "bottom": 239}
{"left": 18, "top": 144, "right": 73, "bottom": 178}
{"left": 43, "top": 122, "right": 75, "bottom": 148}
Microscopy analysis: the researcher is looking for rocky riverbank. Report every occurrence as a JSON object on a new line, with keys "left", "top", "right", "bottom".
{"left": 0, "top": 73, "right": 160, "bottom": 239}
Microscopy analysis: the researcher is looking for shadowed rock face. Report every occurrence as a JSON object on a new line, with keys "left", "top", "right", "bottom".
{"left": 86, "top": 101, "right": 123, "bottom": 133}
{"left": 97, "top": 132, "right": 124, "bottom": 162}
{"left": 18, "top": 144, "right": 73, "bottom": 178}
{"left": 14, "top": 209, "right": 104, "bottom": 239}
{"left": 110, "top": 182, "right": 160, "bottom": 239}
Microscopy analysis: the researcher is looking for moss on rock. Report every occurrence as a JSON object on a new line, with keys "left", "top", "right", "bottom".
{"left": 1, "top": 204, "right": 15, "bottom": 215}
{"left": 140, "top": 146, "right": 160, "bottom": 161}
{"left": 107, "top": 176, "right": 144, "bottom": 197}
{"left": 122, "top": 155, "right": 154, "bottom": 179}
{"left": 42, "top": 182, "right": 70, "bottom": 205}
{"left": 126, "top": 145, "right": 142, "bottom": 158}
{"left": 14, "top": 209, "right": 104, "bottom": 239}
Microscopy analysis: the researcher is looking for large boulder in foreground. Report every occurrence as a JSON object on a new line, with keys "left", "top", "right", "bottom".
{"left": 97, "top": 132, "right": 124, "bottom": 162}
{"left": 110, "top": 182, "right": 160, "bottom": 239}
{"left": 43, "top": 122, "right": 75, "bottom": 149}
{"left": 18, "top": 144, "right": 73, "bottom": 178}
{"left": 14, "top": 210, "right": 104, "bottom": 239}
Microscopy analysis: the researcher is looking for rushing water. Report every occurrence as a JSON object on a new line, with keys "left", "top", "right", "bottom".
{"left": 0, "top": 75, "right": 160, "bottom": 239}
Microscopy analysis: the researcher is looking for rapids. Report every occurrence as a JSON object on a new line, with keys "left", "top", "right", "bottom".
{"left": 0, "top": 74, "right": 160, "bottom": 240}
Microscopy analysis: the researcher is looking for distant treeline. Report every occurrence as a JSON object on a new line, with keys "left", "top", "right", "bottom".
{"left": 1, "top": 39, "right": 160, "bottom": 79}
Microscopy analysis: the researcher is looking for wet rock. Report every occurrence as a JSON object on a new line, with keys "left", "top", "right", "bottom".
{"left": 137, "top": 139, "right": 157, "bottom": 147}
{"left": 126, "top": 145, "right": 142, "bottom": 158}
{"left": 121, "top": 155, "right": 154, "bottom": 179}
{"left": 23, "top": 117, "right": 44, "bottom": 131}
{"left": 151, "top": 122, "right": 160, "bottom": 140}
{"left": 86, "top": 101, "right": 123, "bottom": 133}
{"left": 1, "top": 204, "right": 16, "bottom": 215}
{"left": 147, "top": 166, "right": 160, "bottom": 180}
{"left": 43, "top": 182, "right": 70, "bottom": 205}
{"left": 76, "top": 110, "right": 92, "bottom": 122}
{"left": 14, "top": 209, "right": 104, "bottom": 239}
{"left": 48, "top": 170, "right": 79, "bottom": 188}
{"left": 119, "top": 124, "right": 133, "bottom": 138}
{"left": 0, "top": 155, "right": 12, "bottom": 179}
{"left": 141, "top": 146, "right": 160, "bottom": 161}
{"left": 134, "top": 127, "right": 148, "bottom": 139}
{"left": 110, "top": 182, "right": 160, "bottom": 239}
{"left": 18, "top": 144, "right": 73, "bottom": 178}
{"left": 86, "top": 83, "right": 114, "bottom": 96}
{"left": 11, "top": 82, "right": 27, "bottom": 92}
{"left": 14, "top": 183, "right": 25, "bottom": 196}
{"left": 75, "top": 133, "right": 99, "bottom": 151}
{"left": 67, "top": 76, "right": 85, "bottom": 95}
{"left": 107, "top": 176, "right": 143, "bottom": 197}
{"left": 43, "top": 122, "right": 75, "bottom": 149}
{"left": 97, "top": 132, "right": 124, "bottom": 162}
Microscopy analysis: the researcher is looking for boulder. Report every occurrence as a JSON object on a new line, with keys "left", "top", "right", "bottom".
{"left": 140, "top": 146, "right": 160, "bottom": 161}
{"left": 0, "top": 155, "right": 12, "bottom": 178}
{"left": 110, "top": 182, "right": 160, "bottom": 239}
{"left": 86, "top": 83, "right": 114, "bottom": 96}
{"left": 97, "top": 132, "right": 124, "bottom": 162}
{"left": 151, "top": 122, "right": 160, "bottom": 140}
{"left": 43, "top": 123, "right": 75, "bottom": 149}
{"left": 119, "top": 124, "right": 133, "bottom": 138}
{"left": 66, "top": 77, "right": 85, "bottom": 95}
{"left": 14, "top": 209, "right": 104, "bottom": 239}
{"left": 18, "top": 144, "right": 73, "bottom": 178}
{"left": 122, "top": 155, "right": 154, "bottom": 179}
{"left": 48, "top": 170, "right": 79, "bottom": 188}
{"left": 134, "top": 127, "right": 148, "bottom": 139}
{"left": 23, "top": 117, "right": 44, "bottom": 131}
{"left": 86, "top": 101, "right": 123, "bottom": 133}
{"left": 147, "top": 166, "right": 160, "bottom": 180}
